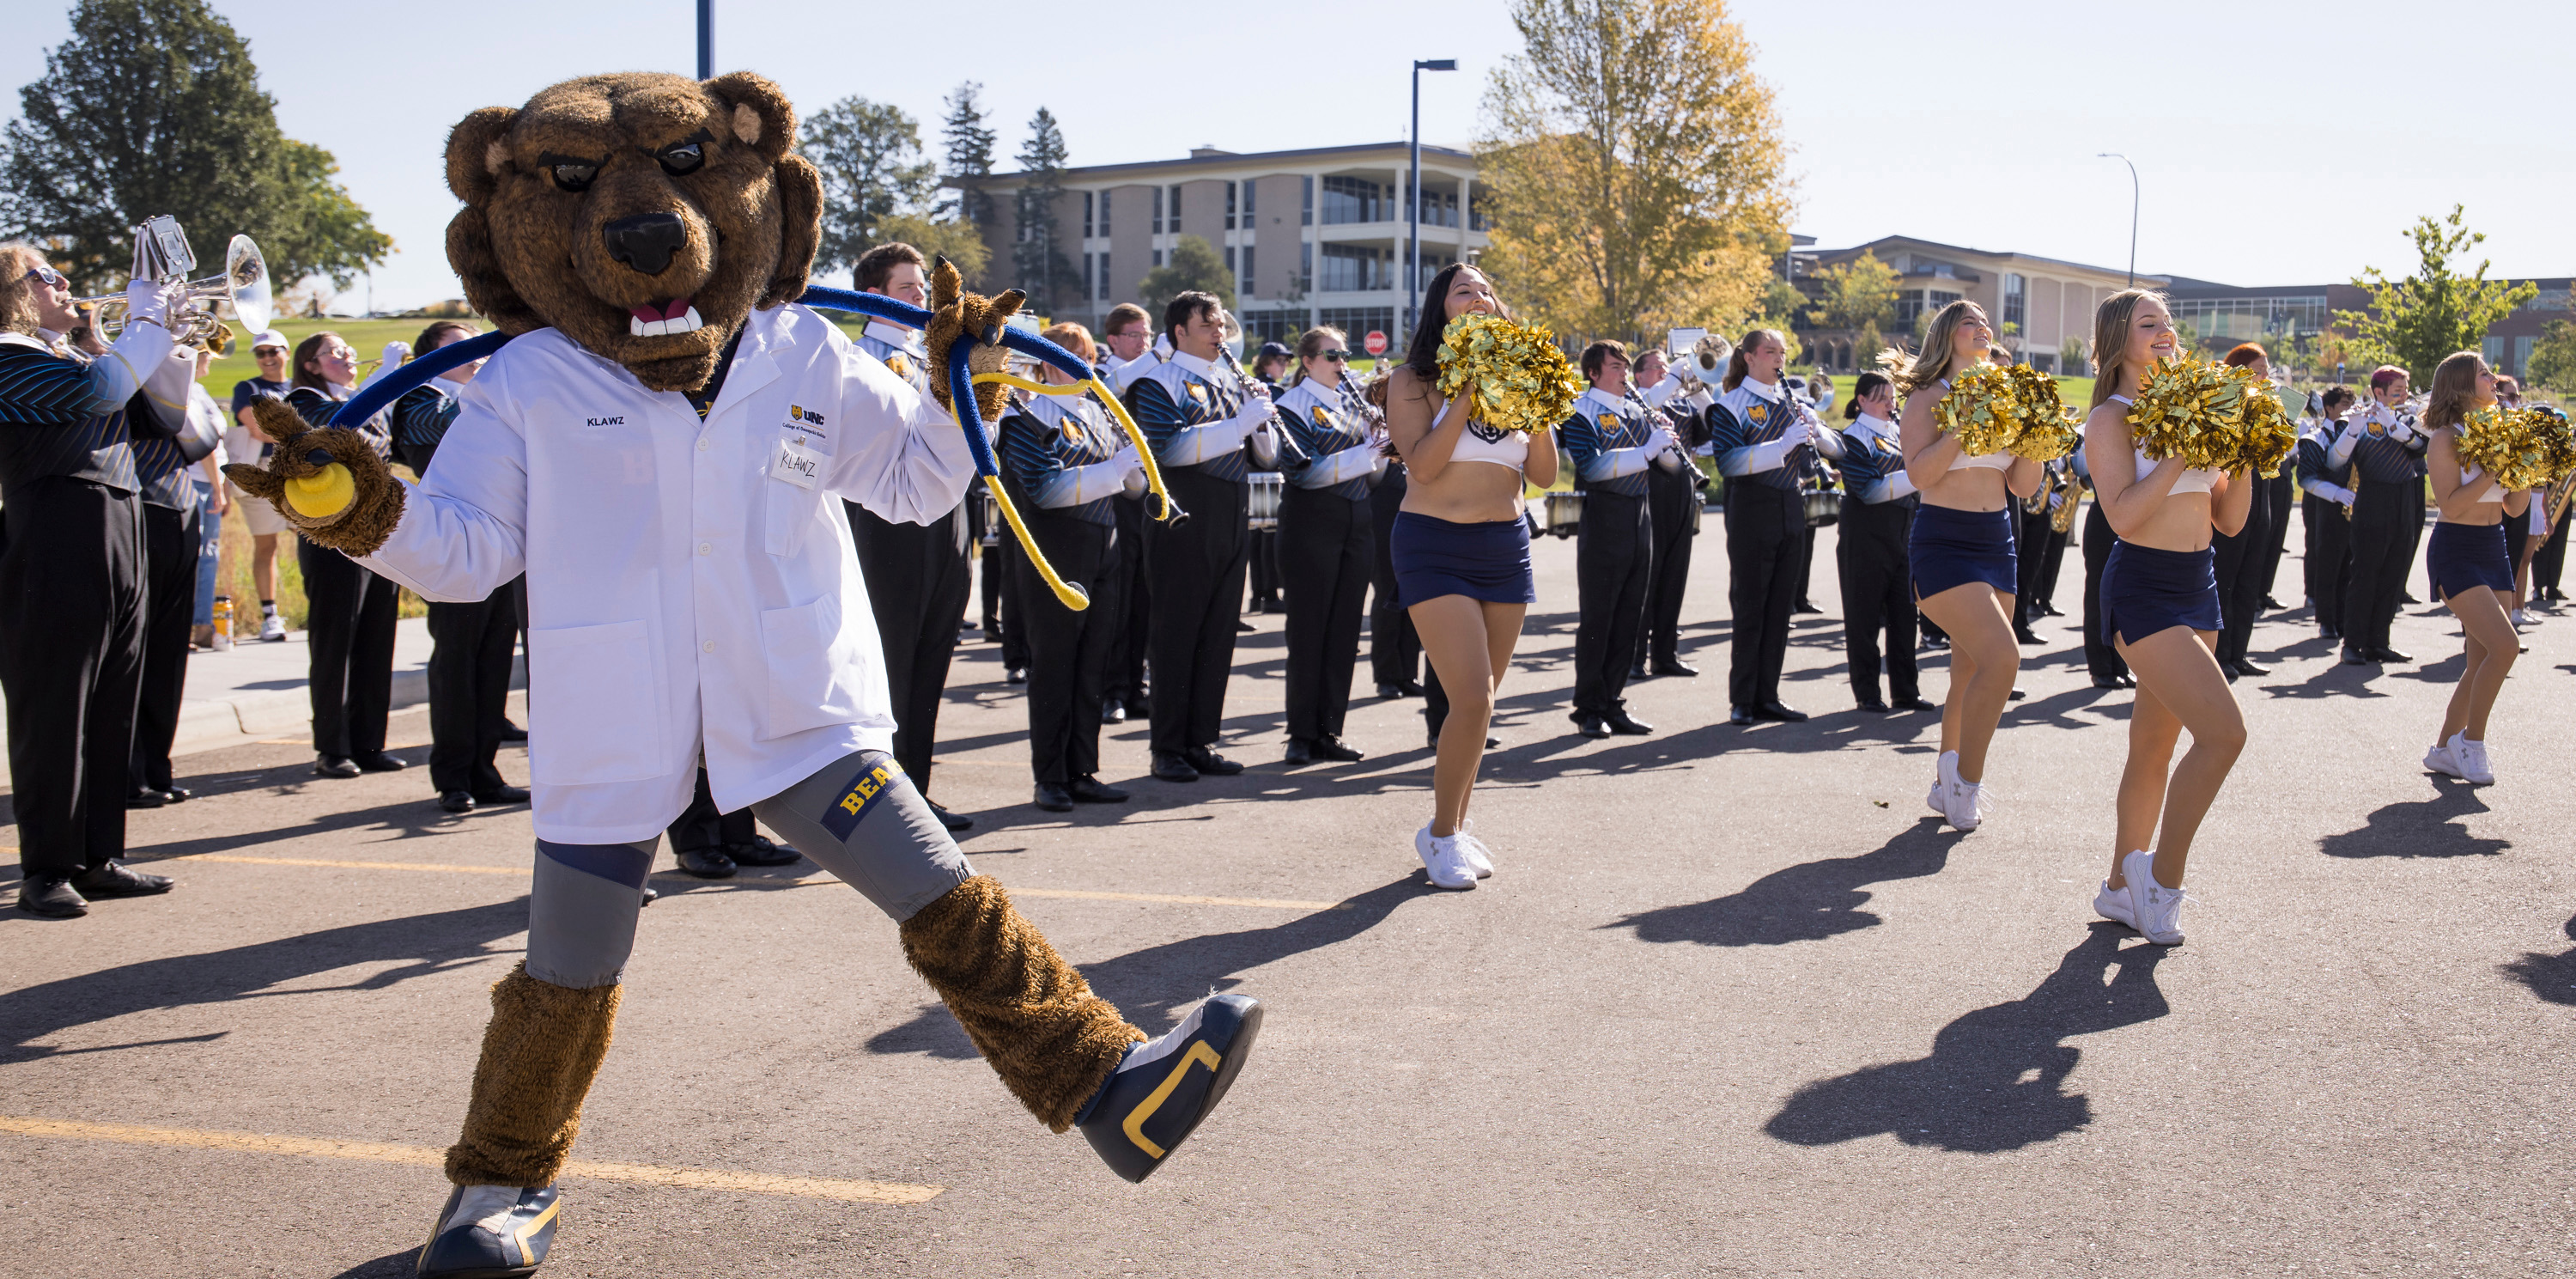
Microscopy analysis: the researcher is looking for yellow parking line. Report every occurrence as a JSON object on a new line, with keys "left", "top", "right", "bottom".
{"left": 176, "top": 853, "right": 522, "bottom": 876}
{"left": 0, "top": 1115, "right": 942, "bottom": 1204}
{"left": 1012, "top": 886, "right": 1348, "bottom": 911}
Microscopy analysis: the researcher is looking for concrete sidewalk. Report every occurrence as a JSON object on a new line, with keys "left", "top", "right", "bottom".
{"left": 0, "top": 617, "right": 523, "bottom": 786}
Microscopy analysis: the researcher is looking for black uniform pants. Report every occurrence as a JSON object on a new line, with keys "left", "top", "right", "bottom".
{"left": 849, "top": 501, "right": 972, "bottom": 797}
{"left": 1, "top": 478, "right": 145, "bottom": 878}
{"left": 1838, "top": 496, "right": 1918, "bottom": 703}
{"left": 425, "top": 582, "right": 519, "bottom": 795}
{"left": 1368, "top": 467, "right": 1421, "bottom": 687}
{"left": 1145, "top": 466, "right": 1249, "bottom": 755}
{"left": 1637, "top": 464, "right": 1698, "bottom": 667}
{"left": 2014, "top": 507, "right": 2053, "bottom": 631}
{"left": 2302, "top": 496, "right": 2353, "bottom": 630}
{"left": 2532, "top": 510, "right": 2570, "bottom": 596}
{"left": 1572, "top": 490, "right": 1652, "bottom": 718}
{"left": 131, "top": 500, "right": 200, "bottom": 791}
{"left": 1723, "top": 482, "right": 1805, "bottom": 710}
{"left": 1279, "top": 486, "right": 1370, "bottom": 744}
{"left": 300, "top": 537, "right": 398, "bottom": 759}
{"left": 2037, "top": 521, "right": 2071, "bottom": 608}
{"left": 2342, "top": 478, "right": 2416, "bottom": 650}
{"left": 986, "top": 531, "right": 1030, "bottom": 670}
{"left": 1015, "top": 514, "right": 1122, "bottom": 784}
{"left": 2080, "top": 501, "right": 2128, "bottom": 680}
{"left": 2212, "top": 474, "right": 2273, "bottom": 664}
{"left": 2258, "top": 472, "right": 2294, "bottom": 601}
{"left": 1249, "top": 527, "right": 1282, "bottom": 607}
{"left": 665, "top": 766, "right": 753, "bottom": 854}
{"left": 1109, "top": 495, "right": 1151, "bottom": 703}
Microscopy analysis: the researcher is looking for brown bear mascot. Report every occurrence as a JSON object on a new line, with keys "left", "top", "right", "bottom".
{"left": 225, "top": 71, "right": 1258, "bottom": 1278}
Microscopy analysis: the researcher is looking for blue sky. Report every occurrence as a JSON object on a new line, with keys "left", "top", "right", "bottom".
{"left": 5, "top": 1, "right": 2564, "bottom": 312}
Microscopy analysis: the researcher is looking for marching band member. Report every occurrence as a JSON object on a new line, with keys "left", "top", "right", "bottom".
{"left": 2075, "top": 445, "right": 2133, "bottom": 689}
{"left": 1246, "top": 341, "right": 1292, "bottom": 618}
{"left": 2297, "top": 387, "right": 2359, "bottom": 641}
{"left": 284, "top": 332, "right": 405, "bottom": 782}
{"left": 2339, "top": 366, "right": 2429, "bottom": 665}
{"left": 1561, "top": 340, "right": 1670, "bottom": 738}
{"left": 2084, "top": 289, "right": 2252, "bottom": 946}
{"left": 1274, "top": 326, "right": 1383, "bottom": 764}
{"left": 1384, "top": 263, "right": 1551, "bottom": 889}
{"left": 2418, "top": 351, "right": 2529, "bottom": 785}
{"left": 125, "top": 338, "right": 219, "bottom": 808}
{"left": 2011, "top": 456, "right": 2067, "bottom": 645}
{"left": 998, "top": 322, "right": 1140, "bottom": 811}
{"left": 1125, "top": 290, "right": 1278, "bottom": 783}
{"left": 2208, "top": 344, "right": 2281, "bottom": 679}
{"left": 1710, "top": 329, "right": 1831, "bottom": 726}
{"left": 1098, "top": 302, "right": 1157, "bottom": 722}
{"left": 1101, "top": 301, "right": 1160, "bottom": 394}
{"left": 1891, "top": 301, "right": 2044, "bottom": 830}
{"left": 1832, "top": 371, "right": 1932, "bottom": 712}
{"left": 1631, "top": 347, "right": 1706, "bottom": 679}
{"left": 848, "top": 243, "right": 975, "bottom": 831}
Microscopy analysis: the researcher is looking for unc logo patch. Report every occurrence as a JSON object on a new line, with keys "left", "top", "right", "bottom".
{"left": 787, "top": 405, "right": 826, "bottom": 427}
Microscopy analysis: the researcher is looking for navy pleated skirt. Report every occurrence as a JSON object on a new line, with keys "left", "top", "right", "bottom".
{"left": 1392, "top": 510, "right": 1537, "bottom": 607}
{"left": 2102, "top": 542, "right": 2221, "bottom": 646}
{"left": 1909, "top": 503, "right": 2017, "bottom": 600}
{"left": 2427, "top": 521, "right": 2512, "bottom": 600}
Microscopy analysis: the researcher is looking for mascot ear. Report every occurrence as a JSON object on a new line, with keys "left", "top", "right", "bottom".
{"left": 702, "top": 71, "right": 796, "bottom": 165}
{"left": 761, "top": 153, "right": 823, "bottom": 309}
{"left": 446, "top": 207, "right": 544, "bottom": 337}
{"left": 444, "top": 107, "right": 519, "bottom": 206}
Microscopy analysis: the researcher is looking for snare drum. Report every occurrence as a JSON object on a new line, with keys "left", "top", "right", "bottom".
{"left": 977, "top": 486, "right": 1001, "bottom": 548}
{"left": 1249, "top": 472, "right": 1285, "bottom": 531}
{"left": 1544, "top": 490, "right": 1583, "bottom": 539}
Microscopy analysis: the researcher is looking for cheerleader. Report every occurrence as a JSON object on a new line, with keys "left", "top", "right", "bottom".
{"left": 2418, "top": 351, "right": 2530, "bottom": 785}
{"left": 1273, "top": 326, "right": 1385, "bottom": 765}
{"left": 2083, "top": 289, "right": 2253, "bottom": 946}
{"left": 1830, "top": 371, "right": 1932, "bottom": 712}
{"left": 1382, "top": 264, "right": 1556, "bottom": 890}
{"left": 1890, "top": 301, "right": 2044, "bottom": 831}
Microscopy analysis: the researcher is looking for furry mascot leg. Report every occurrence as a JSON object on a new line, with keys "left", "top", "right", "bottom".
{"left": 445, "top": 964, "right": 621, "bottom": 1186}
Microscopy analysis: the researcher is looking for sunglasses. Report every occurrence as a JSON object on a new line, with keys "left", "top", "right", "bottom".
{"left": 22, "top": 264, "right": 64, "bottom": 289}
{"left": 1318, "top": 350, "right": 1349, "bottom": 362}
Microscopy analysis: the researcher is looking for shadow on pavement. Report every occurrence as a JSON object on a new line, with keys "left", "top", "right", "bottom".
{"left": 2317, "top": 779, "right": 2507, "bottom": 858}
{"left": 1764, "top": 927, "right": 2168, "bottom": 1153}
{"left": 1606, "top": 821, "right": 1958, "bottom": 947}
{"left": 0, "top": 899, "right": 526, "bottom": 1063}
{"left": 865, "top": 875, "right": 1427, "bottom": 1058}
{"left": 323, "top": 1251, "right": 416, "bottom": 1278}
{"left": 2500, "top": 915, "right": 2576, "bottom": 1007}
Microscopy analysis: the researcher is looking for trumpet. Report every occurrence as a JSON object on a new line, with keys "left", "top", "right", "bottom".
{"left": 70, "top": 216, "right": 273, "bottom": 349}
{"left": 1668, "top": 332, "right": 1735, "bottom": 397}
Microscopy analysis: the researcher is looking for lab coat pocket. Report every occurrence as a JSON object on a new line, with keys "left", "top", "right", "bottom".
{"left": 756, "top": 593, "right": 877, "bottom": 740}
{"left": 763, "top": 480, "right": 817, "bottom": 557}
{"left": 526, "top": 619, "right": 667, "bottom": 785}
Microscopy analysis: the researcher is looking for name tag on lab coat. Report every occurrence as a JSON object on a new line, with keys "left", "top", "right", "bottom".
{"left": 772, "top": 435, "right": 823, "bottom": 490}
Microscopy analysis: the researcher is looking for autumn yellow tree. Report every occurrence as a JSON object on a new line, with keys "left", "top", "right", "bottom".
{"left": 1475, "top": 0, "right": 1794, "bottom": 347}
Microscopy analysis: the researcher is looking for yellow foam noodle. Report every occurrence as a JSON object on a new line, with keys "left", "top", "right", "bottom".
{"left": 283, "top": 463, "right": 355, "bottom": 519}
{"left": 967, "top": 371, "right": 1182, "bottom": 524}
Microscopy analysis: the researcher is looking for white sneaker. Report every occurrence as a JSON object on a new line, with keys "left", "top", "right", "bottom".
{"left": 2453, "top": 733, "right": 2494, "bottom": 785}
{"left": 1452, "top": 819, "right": 1496, "bottom": 878}
{"left": 258, "top": 612, "right": 286, "bottom": 642}
{"left": 1926, "top": 752, "right": 1952, "bottom": 817}
{"left": 2093, "top": 879, "right": 2138, "bottom": 930}
{"left": 1938, "top": 752, "right": 1990, "bottom": 832}
{"left": 2510, "top": 609, "right": 2530, "bottom": 627}
{"left": 1413, "top": 825, "right": 1479, "bottom": 891}
{"left": 2424, "top": 740, "right": 2465, "bottom": 780}
{"left": 2121, "top": 849, "right": 2188, "bottom": 945}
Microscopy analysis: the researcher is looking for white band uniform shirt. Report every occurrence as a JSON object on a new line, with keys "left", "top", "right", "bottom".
{"left": 1273, "top": 378, "right": 1381, "bottom": 501}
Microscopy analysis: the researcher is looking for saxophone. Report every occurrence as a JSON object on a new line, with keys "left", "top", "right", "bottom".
{"left": 2050, "top": 472, "right": 2086, "bottom": 533}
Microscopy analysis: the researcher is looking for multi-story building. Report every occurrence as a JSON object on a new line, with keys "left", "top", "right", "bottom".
{"left": 963, "top": 142, "right": 1488, "bottom": 350}
{"left": 1790, "top": 235, "right": 2151, "bottom": 375}
{"left": 2165, "top": 276, "right": 2576, "bottom": 383}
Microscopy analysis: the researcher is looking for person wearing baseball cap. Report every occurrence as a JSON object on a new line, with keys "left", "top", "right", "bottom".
{"left": 226, "top": 329, "right": 295, "bottom": 641}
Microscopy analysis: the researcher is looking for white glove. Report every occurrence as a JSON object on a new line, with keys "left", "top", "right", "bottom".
{"left": 1233, "top": 393, "right": 1275, "bottom": 439}
{"left": 122, "top": 277, "right": 179, "bottom": 328}
{"left": 2322, "top": 483, "right": 2356, "bottom": 505}
{"left": 382, "top": 340, "right": 411, "bottom": 367}
{"left": 1119, "top": 453, "right": 1148, "bottom": 498}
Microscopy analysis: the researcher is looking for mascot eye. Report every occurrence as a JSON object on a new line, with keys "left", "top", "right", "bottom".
{"left": 550, "top": 163, "right": 598, "bottom": 193}
{"left": 657, "top": 142, "right": 705, "bottom": 176}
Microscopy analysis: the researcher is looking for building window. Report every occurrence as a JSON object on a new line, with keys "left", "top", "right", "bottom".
{"left": 1084, "top": 253, "right": 1093, "bottom": 299}
{"left": 1321, "top": 243, "right": 1393, "bottom": 292}
{"left": 1082, "top": 192, "right": 1094, "bottom": 240}
{"left": 1318, "top": 306, "right": 1397, "bottom": 349}
{"left": 1152, "top": 249, "right": 1163, "bottom": 268}
{"left": 1097, "top": 253, "right": 1110, "bottom": 301}
{"left": 1151, "top": 187, "right": 1163, "bottom": 234}
{"left": 2516, "top": 335, "right": 2537, "bottom": 376}
{"left": 1301, "top": 175, "right": 1314, "bottom": 227}
{"left": 1241, "top": 247, "right": 1255, "bottom": 296}
{"left": 1468, "top": 190, "right": 1487, "bottom": 232}
{"left": 2484, "top": 336, "right": 2506, "bottom": 370}
{"left": 1099, "top": 190, "right": 1110, "bottom": 238}
{"left": 2002, "top": 273, "right": 2026, "bottom": 332}
{"left": 1169, "top": 185, "right": 1182, "bottom": 233}
{"left": 1225, "top": 246, "right": 1236, "bottom": 277}
{"left": 1321, "top": 176, "right": 1390, "bottom": 225}
{"left": 1225, "top": 182, "right": 1237, "bottom": 231}
{"left": 1243, "top": 180, "right": 1256, "bottom": 220}
{"left": 1300, "top": 242, "right": 1312, "bottom": 292}
{"left": 1243, "top": 309, "right": 1302, "bottom": 346}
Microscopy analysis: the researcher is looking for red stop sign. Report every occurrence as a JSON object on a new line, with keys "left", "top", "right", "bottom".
{"left": 1364, "top": 330, "right": 1389, "bottom": 356}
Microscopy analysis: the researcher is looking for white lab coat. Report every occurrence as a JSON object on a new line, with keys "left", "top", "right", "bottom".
{"left": 357, "top": 303, "right": 975, "bottom": 844}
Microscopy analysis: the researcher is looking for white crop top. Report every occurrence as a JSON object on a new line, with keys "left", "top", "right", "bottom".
{"left": 1438, "top": 398, "right": 1529, "bottom": 472}
{"left": 1936, "top": 380, "right": 2012, "bottom": 471}
{"left": 2463, "top": 465, "right": 2506, "bottom": 502}
{"left": 2110, "top": 394, "right": 2215, "bottom": 494}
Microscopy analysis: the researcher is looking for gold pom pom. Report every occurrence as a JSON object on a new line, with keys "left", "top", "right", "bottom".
{"left": 2233, "top": 376, "right": 2298, "bottom": 478}
{"left": 2459, "top": 405, "right": 2576, "bottom": 491}
{"left": 2004, "top": 364, "right": 2081, "bottom": 462}
{"left": 1434, "top": 314, "right": 1583, "bottom": 435}
{"left": 2127, "top": 356, "right": 2261, "bottom": 472}
{"left": 1933, "top": 362, "right": 2021, "bottom": 457}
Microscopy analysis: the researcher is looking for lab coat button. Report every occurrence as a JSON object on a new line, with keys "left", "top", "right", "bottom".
{"left": 697, "top": 542, "right": 712, "bottom": 556}
{"left": 702, "top": 640, "right": 716, "bottom": 653}
{"left": 697, "top": 437, "right": 711, "bottom": 452}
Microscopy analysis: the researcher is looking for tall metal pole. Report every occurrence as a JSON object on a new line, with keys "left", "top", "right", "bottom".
{"left": 1409, "top": 60, "right": 1455, "bottom": 337}
{"left": 2098, "top": 153, "right": 2137, "bottom": 286}
{"left": 696, "top": 0, "right": 713, "bottom": 79}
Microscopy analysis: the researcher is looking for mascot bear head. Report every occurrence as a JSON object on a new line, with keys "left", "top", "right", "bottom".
{"left": 442, "top": 71, "right": 822, "bottom": 393}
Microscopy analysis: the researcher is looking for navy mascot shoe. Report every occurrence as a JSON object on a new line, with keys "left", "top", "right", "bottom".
{"left": 416, "top": 1184, "right": 561, "bottom": 1278}
{"left": 1078, "top": 993, "right": 1263, "bottom": 1182}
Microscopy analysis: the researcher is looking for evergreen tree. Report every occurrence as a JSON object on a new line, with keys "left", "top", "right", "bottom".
{"left": 1011, "top": 107, "right": 1079, "bottom": 311}
{"left": 0, "top": 0, "right": 387, "bottom": 294}
{"left": 805, "top": 95, "right": 939, "bottom": 273}
{"left": 939, "top": 82, "right": 998, "bottom": 228}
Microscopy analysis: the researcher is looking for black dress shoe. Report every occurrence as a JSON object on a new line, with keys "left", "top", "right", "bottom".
{"left": 1856, "top": 697, "right": 1892, "bottom": 713}
{"left": 1067, "top": 776, "right": 1130, "bottom": 803}
{"left": 2014, "top": 628, "right": 2044, "bottom": 645}
{"left": 1651, "top": 659, "right": 1698, "bottom": 677}
{"left": 673, "top": 846, "right": 737, "bottom": 878}
{"left": 75, "top": 861, "right": 174, "bottom": 898}
{"left": 2221, "top": 662, "right": 2241, "bottom": 683}
{"left": 2342, "top": 646, "right": 2376, "bottom": 665}
{"left": 1628, "top": 665, "right": 1649, "bottom": 681}
{"left": 353, "top": 751, "right": 408, "bottom": 772}
{"left": 1151, "top": 752, "right": 1200, "bottom": 783}
{"left": 1605, "top": 710, "right": 1654, "bottom": 735}
{"left": 1078, "top": 993, "right": 1261, "bottom": 1182}
{"left": 2320, "top": 624, "right": 2342, "bottom": 640}
{"left": 1572, "top": 713, "right": 1611, "bottom": 739}
{"left": 1395, "top": 679, "right": 1427, "bottom": 697}
{"left": 313, "top": 754, "right": 361, "bottom": 778}
{"left": 1124, "top": 695, "right": 1151, "bottom": 719}
{"left": 2091, "top": 674, "right": 2129, "bottom": 690}
{"left": 1377, "top": 682, "right": 1407, "bottom": 699}
{"left": 727, "top": 835, "right": 802, "bottom": 866}
{"left": 1234, "top": 619, "right": 1255, "bottom": 632}
{"left": 16, "top": 876, "right": 87, "bottom": 917}
{"left": 2375, "top": 645, "right": 2412, "bottom": 663}
{"left": 495, "top": 720, "right": 529, "bottom": 742}
{"left": 1033, "top": 782, "right": 1075, "bottom": 813}
{"left": 1310, "top": 735, "right": 1365, "bottom": 762}
{"left": 1893, "top": 695, "right": 1940, "bottom": 711}
{"left": 1729, "top": 704, "right": 1755, "bottom": 726}
{"left": 2400, "top": 593, "right": 2420, "bottom": 605}
{"left": 2233, "top": 657, "right": 2271, "bottom": 677}
{"left": 474, "top": 784, "right": 532, "bottom": 806}
{"left": 2260, "top": 595, "right": 2286, "bottom": 611}
{"left": 1182, "top": 746, "right": 1244, "bottom": 776}
{"left": 2116, "top": 673, "right": 2136, "bottom": 689}
{"left": 161, "top": 785, "right": 192, "bottom": 802}
{"left": 438, "top": 789, "right": 477, "bottom": 813}
{"left": 1792, "top": 601, "right": 1823, "bottom": 615}
{"left": 1754, "top": 700, "right": 1808, "bottom": 722}
{"left": 416, "top": 1185, "right": 561, "bottom": 1279}
{"left": 1283, "top": 739, "right": 1314, "bottom": 767}
{"left": 2008, "top": 687, "right": 2027, "bottom": 701}
{"left": 125, "top": 788, "right": 167, "bottom": 809}
{"left": 1005, "top": 667, "right": 1028, "bottom": 685}
{"left": 1103, "top": 698, "right": 1127, "bottom": 723}
{"left": 930, "top": 802, "right": 975, "bottom": 832}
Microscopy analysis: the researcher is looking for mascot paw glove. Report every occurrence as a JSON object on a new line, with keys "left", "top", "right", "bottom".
{"left": 222, "top": 399, "right": 406, "bottom": 557}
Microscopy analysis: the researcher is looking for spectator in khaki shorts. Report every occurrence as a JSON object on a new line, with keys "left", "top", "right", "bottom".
{"left": 226, "top": 329, "right": 294, "bottom": 641}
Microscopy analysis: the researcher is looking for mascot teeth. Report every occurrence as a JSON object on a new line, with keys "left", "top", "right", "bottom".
{"left": 628, "top": 300, "right": 703, "bottom": 339}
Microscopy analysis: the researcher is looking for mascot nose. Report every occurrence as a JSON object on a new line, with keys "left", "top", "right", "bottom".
{"left": 603, "top": 213, "right": 688, "bottom": 275}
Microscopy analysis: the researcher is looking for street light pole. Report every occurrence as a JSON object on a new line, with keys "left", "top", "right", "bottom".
{"left": 696, "top": 0, "right": 713, "bottom": 79}
{"left": 2098, "top": 152, "right": 2137, "bottom": 287}
{"left": 1410, "top": 59, "right": 1456, "bottom": 337}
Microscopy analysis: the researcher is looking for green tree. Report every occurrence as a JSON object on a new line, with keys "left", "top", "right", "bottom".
{"left": 1137, "top": 234, "right": 1234, "bottom": 321}
{"left": 1805, "top": 251, "right": 1898, "bottom": 333}
{"left": 1476, "top": 0, "right": 1794, "bottom": 346}
{"left": 0, "top": 0, "right": 386, "bottom": 295}
{"left": 2526, "top": 319, "right": 2576, "bottom": 393}
{"left": 939, "top": 81, "right": 998, "bottom": 228}
{"left": 2059, "top": 333, "right": 2086, "bottom": 374}
{"left": 878, "top": 212, "right": 987, "bottom": 283}
{"left": 805, "top": 95, "right": 939, "bottom": 274}
{"left": 2335, "top": 205, "right": 2537, "bottom": 385}
{"left": 1011, "top": 107, "right": 1080, "bottom": 313}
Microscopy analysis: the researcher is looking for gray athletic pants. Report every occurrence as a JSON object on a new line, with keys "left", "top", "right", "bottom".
{"left": 525, "top": 748, "right": 971, "bottom": 989}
